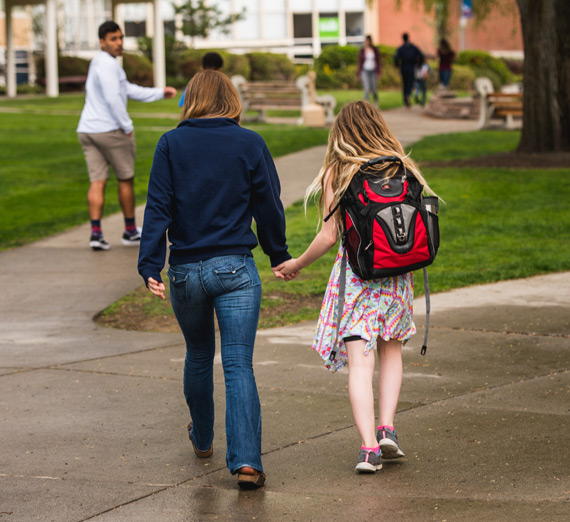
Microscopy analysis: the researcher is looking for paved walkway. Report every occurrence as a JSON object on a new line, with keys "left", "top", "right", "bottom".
{"left": 1, "top": 108, "right": 568, "bottom": 521}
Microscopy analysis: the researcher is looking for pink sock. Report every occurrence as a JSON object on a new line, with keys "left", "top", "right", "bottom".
{"left": 377, "top": 425, "right": 394, "bottom": 431}
{"left": 361, "top": 445, "right": 381, "bottom": 454}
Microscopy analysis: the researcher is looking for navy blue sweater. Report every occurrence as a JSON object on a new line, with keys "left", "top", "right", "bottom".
{"left": 138, "top": 118, "right": 291, "bottom": 284}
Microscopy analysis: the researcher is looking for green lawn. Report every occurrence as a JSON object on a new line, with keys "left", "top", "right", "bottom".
{"left": 251, "top": 150, "right": 570, "bottom": 326}
{"left": 0, "top": 98, "right": 329, "bottom": 249}
{"left": 0, "top": 88, "right": 413, "bottom": 250}
{"left": 102, "top": 131, "right": 570, "bottom": 329}
{"left": 3, "top": 95, "right": 569, "bottom": 331}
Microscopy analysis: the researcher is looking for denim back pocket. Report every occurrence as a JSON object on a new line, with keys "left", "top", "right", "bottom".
{"left": 212, "top": 259, "right": 252, "bottom": 293}
{"left": 167, "top": 267, "right": 189, "bottom": 301}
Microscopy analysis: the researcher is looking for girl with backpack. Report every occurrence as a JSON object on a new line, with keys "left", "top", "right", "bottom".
{"left": 275, "top": 101, "right": 436, "bottom": 473}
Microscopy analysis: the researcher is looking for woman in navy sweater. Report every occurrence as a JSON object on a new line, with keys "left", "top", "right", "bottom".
{"left": 138, "top": 70, "right": 291, "bottom": 489}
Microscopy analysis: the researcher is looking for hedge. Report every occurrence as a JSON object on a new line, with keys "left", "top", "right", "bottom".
{"left": 245, "top": 52, "right": 295, "bottom": 81}
{"left": 123, "top": 53, "right": 154, "bottom": 87}
{"left": 455, "top": 50, "right": 513, "bottom": 90}
{"left": 35, "top": 55, "right": 91, "bottom": 91}
{"left": 178, "top": 49, "right": 251, "bottom": 82}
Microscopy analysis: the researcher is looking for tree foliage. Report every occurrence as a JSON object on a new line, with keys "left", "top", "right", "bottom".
{"left": 174, "top": 0, "right": 245, "bottom": 47}
{"left": 391, "top": 0, "right": 569, "bottom": 152}
{"left": 395, "top": 0, "right": 508, "bottom": 40}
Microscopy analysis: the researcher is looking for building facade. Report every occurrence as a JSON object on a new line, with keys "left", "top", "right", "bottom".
{"left": 2, "top": 0, "right": 523, "bottom": 92}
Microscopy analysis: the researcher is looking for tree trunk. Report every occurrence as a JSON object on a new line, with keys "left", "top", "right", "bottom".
{"left": 516, "top": 0, "right": 570, "bottom": 152}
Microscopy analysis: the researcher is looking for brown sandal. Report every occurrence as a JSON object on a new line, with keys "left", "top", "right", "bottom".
{"left": 237, "top": 466, "right": 266, "bottom": 489}
{"left": 187, "top": 423, "right": 213, "bottom": 458}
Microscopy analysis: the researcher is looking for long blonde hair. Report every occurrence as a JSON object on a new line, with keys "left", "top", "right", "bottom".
{"left": 305, "top": 101, "right": 436, "bottom": 230}
{"left": 181, "top": 70, "right": 242, "bottom": 122}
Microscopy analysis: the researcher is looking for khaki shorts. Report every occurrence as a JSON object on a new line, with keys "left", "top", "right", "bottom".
{"left": 78, "top": 130, "right": 136, "bottom": 182}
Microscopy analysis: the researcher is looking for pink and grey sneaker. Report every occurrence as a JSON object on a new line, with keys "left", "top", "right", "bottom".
{"left": 355, "top": 448, "right": 383, "bottom": 473}
{"left": 377, "top": 426, "right": 405, "bottom": 459}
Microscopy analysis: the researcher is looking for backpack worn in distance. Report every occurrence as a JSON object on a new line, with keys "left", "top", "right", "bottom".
{"left": 325, "top": 155, "right": 440, "bottom": 359}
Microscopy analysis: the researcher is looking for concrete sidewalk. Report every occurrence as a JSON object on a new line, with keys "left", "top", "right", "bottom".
{"left": 1, "top": 108, "right": 568, "bottom": 522}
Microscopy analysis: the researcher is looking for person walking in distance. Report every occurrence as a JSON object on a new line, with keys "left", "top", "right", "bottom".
{"left": 178, "top": 52, "right": 224, "bottom": 108}
{"left": 77, "top": 21, "right": 177, "bottom": 251}
{"left": 394, "top": 33, "right": 424, "bottom": 107}
{"left": 138, "top": 71, "right": 292, "bottom": 489}
{"left": 276, "top": 101, "right": 437, "bottom": 473}
{"left": 437, "top": 38, "right": 455, "bottom": 88}
{"left": 357, "top": 35, "right": 382, "bottom": 106}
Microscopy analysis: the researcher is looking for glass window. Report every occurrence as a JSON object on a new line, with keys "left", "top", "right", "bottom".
{"left": 124, "top": 21, "right": 146, "bottom": 38}
{"left": 263, "top": 13, "right": 287, "bottom": 39}
{"left": 293, "top": 14, "right": 313, "bottom": 38}
{"left": 346, "top": 12, "right": 364, "bottom": 37}
{"left": 235, "top": 15, "right": 260, "bottom": 40}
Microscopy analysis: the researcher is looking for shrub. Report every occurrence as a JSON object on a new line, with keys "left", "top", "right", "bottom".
{"left": 315, "top": 44, "right": 404, "bottom": 90}
{"left": 166, "top": 75, "right": 191, "bottom": 89}
{"left": 378, "top": 63, "right": 401, "bottom": 89}
{"left": 0, "top": 84, "right": 44, "bottom": 95}
{"left": 123, "top": 53, "right": 154, "bottom": 87}
{"left": 315, "top": 45, "right": 359, "bottom": 89}
{"left": 245, "top": 52, "right": 295, "bottom": 81}
{"left": 455, "top": 50, "right": 512, "bottom": 89}
{"left": 448, "top": 64, "right": 477, "bottom": 90}
{"left": 295, "top": 63, "right": 310, "bottom": 78}
{"left": 178, "top": 49, "right": 251, "bottom": 82}
{"left": 503, "top": 58, "right": 524, "bottom": 75}
{"left": 317, "top": 45, "right": 358, "bottom": 70}
{"left": 138, "top": 35, "right": 187, "bottom": 78}
{"left": 378, "top": 44, "right": 397, "bottom": 67}
{"left": 35, "top": 55, "right": 91, "bottom": 91}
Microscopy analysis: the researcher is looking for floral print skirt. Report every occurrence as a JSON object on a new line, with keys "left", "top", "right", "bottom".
{"left": 313, "top": 244, "right": 416, "bottom": 372}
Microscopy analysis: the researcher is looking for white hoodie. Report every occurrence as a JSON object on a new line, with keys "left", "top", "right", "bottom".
{"left": 77, "top": 51, "right": 163, "bottom": 134}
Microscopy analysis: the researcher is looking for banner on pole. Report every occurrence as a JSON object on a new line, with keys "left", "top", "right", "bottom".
{"left": 462, "top": 0, "right": 473, "bottom": 18}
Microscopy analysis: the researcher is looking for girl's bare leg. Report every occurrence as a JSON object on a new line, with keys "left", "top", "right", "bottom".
{"left": 377, "top": 338, "right": 403, "bottom": 426}
{"left": 346, "top": 339, "right": 378, "bottom": 448}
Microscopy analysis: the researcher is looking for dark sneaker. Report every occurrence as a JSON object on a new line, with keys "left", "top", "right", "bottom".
{"left": 121, "top": 227, "right": 141, "bottom": 246}
{"left": 377, "top": 426, "right": 405, "bottom": 459}
{"left": 89, "top": 235, "right": 110, "bottom": 251}
{"left": 187, "top": 422, "right": 213, "bottom": 458}
{"left": 355, "top": 449, "right": 382, "bottom": 473}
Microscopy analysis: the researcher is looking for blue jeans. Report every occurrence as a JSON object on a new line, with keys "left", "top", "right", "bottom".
{"left": 439, "top": 69, "right": 452, "bottom": 87}
{"left": 361, "top": 70, "right": 379, "bottom": 104}
{"left": 167, "top": 255, "right": 262, "bottom": 474}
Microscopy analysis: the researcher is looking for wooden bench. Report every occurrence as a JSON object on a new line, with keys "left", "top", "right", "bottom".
{"left": 243, "top": 80, "right": 302, "bottom": 121}
{"left": 232, "top": 75, "right": 336, "bottom": 125}
{"left": 40, "top": 75, "right": 87, "bottom": 90}
{"left": 475, "top": 77, "right": 523, "bottom": 129}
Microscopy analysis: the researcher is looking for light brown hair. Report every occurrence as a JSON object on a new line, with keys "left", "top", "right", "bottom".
{"left": 305, "top": 101, "right": 436, "bottom": 230}
{"left": 181, "top": 70, "right": 241, "bottom": 122}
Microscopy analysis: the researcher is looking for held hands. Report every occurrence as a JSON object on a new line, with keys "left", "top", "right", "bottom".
{"left": 272, "top": 258, "right": 301, "bottom": 281}
{"left": 147, "top": 277, "right": 166, "bottom": 299}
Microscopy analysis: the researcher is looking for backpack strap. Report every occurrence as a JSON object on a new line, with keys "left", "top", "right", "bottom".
{"left": 360, "top": 155, "right": 407, "bottom": 179}
{"left": 421, "top": 267, "right": 430, "bottom": 355}
{"left": 324, "top": 201, "right": 341, "bottom": 223}
{"left": 325, "top": 156, "right": 406, "bottom": 223}
{"left": 328, "top": 246, "right": 348, "bottom": 363}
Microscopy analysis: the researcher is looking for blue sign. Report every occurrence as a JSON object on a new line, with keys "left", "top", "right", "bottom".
{"left": 462, "top": 0, "right": 473, "bottom": 18}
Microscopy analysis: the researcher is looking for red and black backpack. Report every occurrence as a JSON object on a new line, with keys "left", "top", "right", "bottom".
{"left": 325, "top": 155, "right": 440, "bottom": 357}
